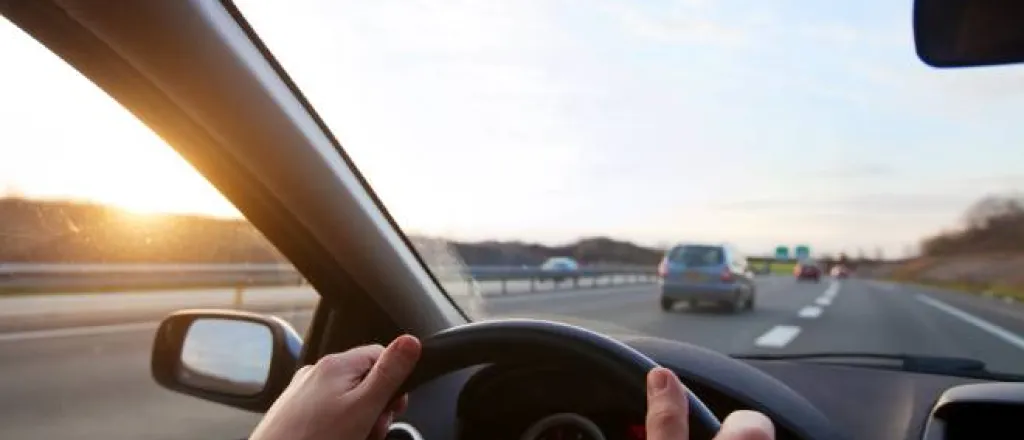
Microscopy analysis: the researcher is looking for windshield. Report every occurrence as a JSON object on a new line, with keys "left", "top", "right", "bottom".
{"left": 249, "top": 1, "right": 1024, "bottom": 377}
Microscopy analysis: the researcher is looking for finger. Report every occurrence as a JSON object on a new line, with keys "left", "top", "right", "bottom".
{"left": 713, "top": 411, "right": 774, "bottom": 440}
{"left": 367, "top": 410, "right": 394, "bottom": 440}
{"left": 313, "top": 344, "right": 386, "bottom": 386}
{"left": 388, "top": 394, "right": 409, "bottom": 415}
{"left": 355, "top": 335, "right": 422, "bottom": 407}
{"left": 646, "top": 367, "right": 689, "bottom": 440}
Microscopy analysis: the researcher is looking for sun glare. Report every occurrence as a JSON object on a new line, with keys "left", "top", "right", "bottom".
{"left": 1, "top": 16, "right": 243, "bottom": 221}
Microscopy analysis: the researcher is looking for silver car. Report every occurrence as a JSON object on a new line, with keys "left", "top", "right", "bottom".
{"left": 657, "top": 243, "right": 756, "bottom": 313}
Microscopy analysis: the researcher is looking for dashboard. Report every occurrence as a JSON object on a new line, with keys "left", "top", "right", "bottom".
{"left": 392, "top": 336, "right": 1024, "bottom": 440}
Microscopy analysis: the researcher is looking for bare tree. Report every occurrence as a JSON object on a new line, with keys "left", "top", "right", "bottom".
{"left": 962, "top": 194, "right": 1024, "bottom": 230}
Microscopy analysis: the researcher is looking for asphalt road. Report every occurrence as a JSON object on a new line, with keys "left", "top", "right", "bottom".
{"left": 4, "top": 276, "right": 1024, "bottom": 439}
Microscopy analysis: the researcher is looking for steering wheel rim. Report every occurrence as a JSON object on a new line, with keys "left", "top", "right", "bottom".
{"left": 397, "top": 319, "right": 722, "bottom": 437}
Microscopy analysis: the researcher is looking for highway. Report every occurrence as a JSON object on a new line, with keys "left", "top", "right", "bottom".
{"left": 3, "top": 276, "right": 1024, "bottom": 439}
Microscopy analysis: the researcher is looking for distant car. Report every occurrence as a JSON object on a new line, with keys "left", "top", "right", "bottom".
{"left": 539, "top": 257, "right": 579, "bottom": 283}
{"left": 657, "top": 243, "right": 756, "bottom": 313}
{"left": 830, "top": 264, "right": 851, "bottom": 279}
{"left": 794, "top": 260, "right": 821, "bottom": 282}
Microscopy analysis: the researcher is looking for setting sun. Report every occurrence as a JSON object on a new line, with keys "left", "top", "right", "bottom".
{"left": 0, "top": 17, "right": 240, "bottom": 220}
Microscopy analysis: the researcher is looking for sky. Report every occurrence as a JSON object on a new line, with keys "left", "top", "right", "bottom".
{"left": 2, "top": 0, "right": 1023, "bottom": 257}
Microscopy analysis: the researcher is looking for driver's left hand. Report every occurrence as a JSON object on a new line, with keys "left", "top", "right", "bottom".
{"left": 249, "top": 334, "right": 422, "bottom": 440}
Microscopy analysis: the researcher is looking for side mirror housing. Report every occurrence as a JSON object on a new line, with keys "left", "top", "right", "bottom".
{"left": 150, "top": 309, "right": 302, "bottom": 412}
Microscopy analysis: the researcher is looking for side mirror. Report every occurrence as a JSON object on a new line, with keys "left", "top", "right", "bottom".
{"left": 151, "top": 309, "right": 302, "bottom": 412}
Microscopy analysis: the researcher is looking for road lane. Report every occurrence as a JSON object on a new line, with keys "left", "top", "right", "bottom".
{"left": 755, "top": 279, "right": 1024, "bottom": 374}
{"left": 0, "top": 315, "right": 315, "bottom": 440}
{"left": 5, "top": 275, "right": 1024, "bottom": 439}
{"left": 477, "top": 275, "right": 825, "bottom": 354}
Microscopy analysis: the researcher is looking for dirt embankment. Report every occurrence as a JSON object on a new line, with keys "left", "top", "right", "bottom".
{"left": 863, "top": 255, "right": 1024, "bottom": 299}
{"left": 862, "top": 194, "right": 1024, "bottom": 299}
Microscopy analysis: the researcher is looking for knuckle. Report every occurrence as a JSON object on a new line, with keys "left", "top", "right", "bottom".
{"left": 312, "top": 344, "right": 385, "bottom": 376}
{"left": 648, "top": 405, "right": 685, "bottom": 430}
{"left": 312, "top": 353, "right": 345, "bottom": 374}
{"left": 374, "top": 362, "right": 405, "bottom": 387}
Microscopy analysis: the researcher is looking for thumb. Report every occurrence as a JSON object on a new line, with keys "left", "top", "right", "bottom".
{"left": 713, "top": 411, "right": 774, "bottom": 440}
{"left": 355, "top": 335, "right": 422, "bottom": 407}
{"left": 646, "top": 367, "right": 689, "bottom": 440}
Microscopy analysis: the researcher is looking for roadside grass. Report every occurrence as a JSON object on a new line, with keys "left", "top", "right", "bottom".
{"left": 768, "top": 262, "right": 796, "bottom": 275}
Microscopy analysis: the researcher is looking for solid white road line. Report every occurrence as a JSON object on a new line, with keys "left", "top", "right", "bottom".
{"left": 0, "top": 321, "right": 160, "bottom": 343}
{"left": 815, "top": 296, "right": 833, "bottom": 306}
{"left": 916, "top": 294, "right": 1024, "bottom": 351}
{"left": 798, "top": 306, "right": 823, "bottom": 319}
{"left": 754, "top": 325, "right": 802, "bottom": 348}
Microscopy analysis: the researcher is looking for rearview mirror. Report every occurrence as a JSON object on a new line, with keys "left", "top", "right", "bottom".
{"left": 915, "top": 0, "right": 1024, "bottom": 67}
{"left": 151, "top": 309, "right": 302, "bottom": 412}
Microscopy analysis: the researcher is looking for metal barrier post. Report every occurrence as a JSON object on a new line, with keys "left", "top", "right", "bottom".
{"left": 233, "top": 285, "right": 245, "bottom": 309}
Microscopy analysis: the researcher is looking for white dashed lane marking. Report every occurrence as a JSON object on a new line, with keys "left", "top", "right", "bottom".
{"left": 754, "top": 325, "right": 802, "bottom": 348}
{"left": 755, "top": 281, "right": 840, "bottom": 347}
{"left": 822, "top": 281, "right": 841, "bottom": 298}
{"left": 798, "top": 306, "right": 823, "bottom": 318}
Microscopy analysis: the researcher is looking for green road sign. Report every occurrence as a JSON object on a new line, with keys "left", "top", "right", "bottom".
{"left": 774, "top": 246, "right": 789, "bottom": 260}
{"left": 795, "top": 245, "right": 811, "bottom": 260}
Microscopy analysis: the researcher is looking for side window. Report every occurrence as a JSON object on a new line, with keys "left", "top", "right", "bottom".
{"left": 0, "top": 17, "right": 312, "bottom": 439}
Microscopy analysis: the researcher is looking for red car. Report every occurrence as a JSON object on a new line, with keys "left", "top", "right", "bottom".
{"left": 830, "top": 264, "right": 851, "bottom": 279}
{"left": 794, "top": 260, "right": 821, "bottom": 282}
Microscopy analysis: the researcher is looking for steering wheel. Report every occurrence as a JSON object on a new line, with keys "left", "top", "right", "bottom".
{"left": 397, "top": 319, "right": 722, "bottom": 439}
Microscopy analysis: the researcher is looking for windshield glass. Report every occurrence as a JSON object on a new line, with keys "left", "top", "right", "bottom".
{"left": 232, "top": 1, "right": 1024, "bottom": 376}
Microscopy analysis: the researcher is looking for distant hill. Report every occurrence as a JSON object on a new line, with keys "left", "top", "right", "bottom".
{"left": 0, "top": 198, "right": 663, "bottom": 266}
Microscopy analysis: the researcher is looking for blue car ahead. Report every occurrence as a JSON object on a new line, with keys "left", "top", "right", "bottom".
{"left": 657, "top": 243, "right": 756, "bottom": 313}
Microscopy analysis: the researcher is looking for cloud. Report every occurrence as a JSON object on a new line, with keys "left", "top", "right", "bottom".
{"left": 707, "top": 193, "right": 974, "bottom": 214}
{"left": 809, "top": 163, "right": 896, "bottom": 179}
{"left": 595, "top": 0, "right": 755, "bottom": 48}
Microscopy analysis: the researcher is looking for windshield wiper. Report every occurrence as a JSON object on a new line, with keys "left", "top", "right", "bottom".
{"left": 730, "top": 352, "right": 1024, "bottom": 381}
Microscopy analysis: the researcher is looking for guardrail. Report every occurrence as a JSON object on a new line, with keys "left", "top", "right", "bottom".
{"left": 467, "top": 265, "right": 658, "bottom": 295}
{"left": 0, "top": 263, "right": 303, "bottom": 294}
{"left": 0, "top": 263, "right": 658, "bottom": 295}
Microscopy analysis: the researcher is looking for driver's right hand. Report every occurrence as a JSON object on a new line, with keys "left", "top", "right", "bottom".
{"left": 647, "top": 367, "right": 775, "bottom": 440}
